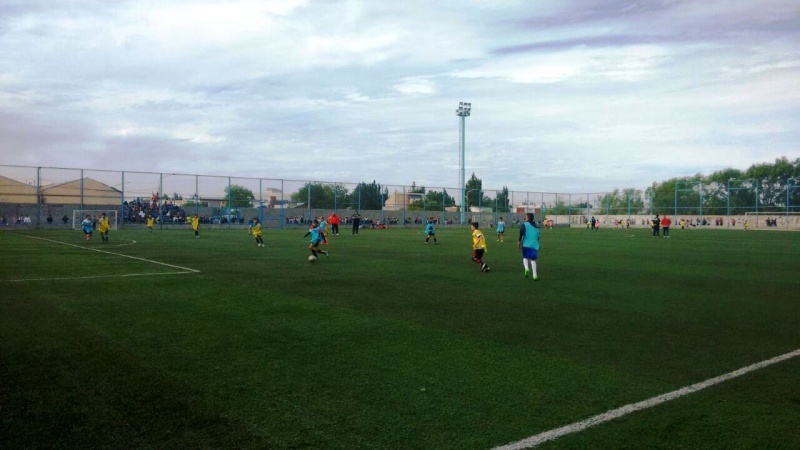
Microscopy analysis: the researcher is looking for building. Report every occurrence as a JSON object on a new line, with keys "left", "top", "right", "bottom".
{"left": 383, "top": 191, "right": 424, "bottom": 211}
{"left": 0, "top": 175, "right": 38, "bottom": 204}
{"left": 41, "top": 178, "right": 122, "bottom": 206}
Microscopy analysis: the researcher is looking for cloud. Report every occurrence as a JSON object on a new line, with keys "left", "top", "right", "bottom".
{"left": 0, "top": 0, "right": 798, "bottom": 194}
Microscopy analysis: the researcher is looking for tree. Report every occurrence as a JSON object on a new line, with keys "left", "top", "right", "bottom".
{"left": 493, "top": 186, "right": 510, "bottom": 213}
{"left": 408, "top": 189, "right": 456, "bottom": 211}
{"left": 465, "top": 173, "right": 483, "bottom": 210}
{"left": 409, "top": 182, "right": 426, "bottom": 194}
{"left": 290, "top": 182, "right": 337, "bottom": 209}
{"left": 596, "top": 188, "right": 645, "bottom": 215}
{"left": 349, "top": 180, "right": 385, "bottom": 211}
{"left": 224, "top": 184, "right": 255, "bottom": 208}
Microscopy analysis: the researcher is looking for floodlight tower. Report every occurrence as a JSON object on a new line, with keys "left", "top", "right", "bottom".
{"left": 456, "top": 102, "right": 471, "bottom": 225}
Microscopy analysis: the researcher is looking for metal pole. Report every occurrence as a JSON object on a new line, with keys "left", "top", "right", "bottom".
{"left": 80, "top": 169, "right": 84, "bottom": 213}
{"left": 460, "top": 115, "right": 466, "bottom": 225}
{"left": 726, "top": 179, "right": 731, "bottom": 223}
{"left": 698, "top": 182, "right": 703, "bottom": 218}
{"left": 121, "top": 171, "right": 125, "bottom": 230}
{"left": 280, "top": 179, "right": 285, "bottom": 229}
{"left": 259, "top": 178, "right": 263, "bottom": 226}
{"left": 402, "top": 186, "right": 406, "bottom": 228}
{"left": 36, "top": 166, "right": 41, "bottom": 227}
{"left": 159, "top": 173, "right": 164, "bottom": 229}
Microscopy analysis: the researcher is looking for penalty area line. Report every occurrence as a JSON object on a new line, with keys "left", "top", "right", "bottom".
{"left": 493, "top": 348, "right": 800, "bottom": 449}
{"left": 2, "top": 271, "right": 196, "bottom": 283}
{"left": 18, "top": 234, "right": 200, "bottom": 274}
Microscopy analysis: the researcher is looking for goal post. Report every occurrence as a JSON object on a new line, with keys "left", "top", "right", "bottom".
{"left": 72, "top": 210, "right": 118, "bottom": 230}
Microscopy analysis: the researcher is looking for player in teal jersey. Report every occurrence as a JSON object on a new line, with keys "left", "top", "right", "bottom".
{"left": 304, "top": 220, "right": 329, "bottom": 259}
{"left": 517, "top": 213, "right": 541, "bottom": 280}
{"left": 496, "top": 217, "right": 506, "bottom": 242}
{"left": 424, "top": 217, "right": 438, "bottom": 244}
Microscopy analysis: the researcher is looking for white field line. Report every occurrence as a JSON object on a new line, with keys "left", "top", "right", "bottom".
{"left": 9, "top": 235, "right": 199, "bottom": 281}
{"left": 3, "top": 271, "right": 196, "bottom": 283}
{"left": 492, "top": 348, "right": 800, "bottom": 450}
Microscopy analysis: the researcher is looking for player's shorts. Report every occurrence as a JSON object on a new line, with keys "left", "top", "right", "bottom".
{"left": 82, "top": 228, "right": 92, "bottom": 234}
{"left": 312, "top": 239, "right": 323, "bottom": 247}
{"left": 522, "top": 247, "right": 538, "bottom": 260}
{"left": 426, "top": 231, "right": 435, "bottom": 236}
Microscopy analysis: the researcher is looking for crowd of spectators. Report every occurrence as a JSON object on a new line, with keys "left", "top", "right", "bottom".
{"left": 124, "top": 195, "right": 188, "bottom": 224}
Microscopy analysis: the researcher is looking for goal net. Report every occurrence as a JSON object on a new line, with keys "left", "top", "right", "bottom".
{"left": 72, "top": 210, "right": 118, "bottom": 230}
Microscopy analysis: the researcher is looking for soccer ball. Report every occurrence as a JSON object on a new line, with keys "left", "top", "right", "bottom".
{"left": 308, "top": 255, "right": 318, "bottom": 263}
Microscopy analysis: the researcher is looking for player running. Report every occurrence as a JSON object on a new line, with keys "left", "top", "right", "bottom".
{"left": 304, "top": 219, "right": 329, "bottom": 259}
{"left": 518, "top": 212, "right": 541, "bottom": 280}
{"left": 81, "top": 214, "right": 93, "bottom": 241}
{"left": 471, "top": 222, "right": 490, "bottom": 273}
{"left": 249, "top": 218, "right": 264, "bottom": 247}
{"left": 98, "top": 212, "right": 110, "bottom": 242}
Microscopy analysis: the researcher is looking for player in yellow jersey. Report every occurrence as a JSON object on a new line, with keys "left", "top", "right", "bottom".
{"left": 191, "top": 214, "right": 200, "bottom": 238}
{"left": 249, "top": 218, "right": 264, "bottom": 247}
{"left": 98, "top": 212, "right": 110, "bottom": 242}
{"left": 146, "top": 214, "right": 154, "bottom": 233}
{"left": 471, "top": 222, "right": 490, "bottom": 273}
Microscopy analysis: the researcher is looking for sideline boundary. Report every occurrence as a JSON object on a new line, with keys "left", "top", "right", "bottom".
{"left": 3, "top": 234, "right": 199, "bottom": 282}
{"left": 493, "top": 348, "right": 800, "bottom": 449}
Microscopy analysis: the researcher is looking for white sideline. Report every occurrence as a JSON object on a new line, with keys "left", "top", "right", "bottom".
{"left": 493, "top": 348, "right": 800, "bottom": 449}
{"left": 16, "top": 234, "right": 200, "bottom": 275}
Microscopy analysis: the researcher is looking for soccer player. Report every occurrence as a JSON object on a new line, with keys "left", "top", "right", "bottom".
{"left": 318, "top": 216, "right": 329, "bottom": 244}
{"left": 518, "top": 212, "right": 541, "bottom": 280}
{"left": 424, "top": 217, "right": 438, "bottom": 244}
{"left": 496, "top": 217, "right": 505, "bottom": 242}
{"left": 191, "top": 214, "right": 200, "bottom": 238}
{"left": 146, "top": 214, "right": 154, "bottom": 233}
{"left": 81, "top": 214, "right": 93, "bottom": 241}
{"left": 304, "top": 219, "right": 329, "bottom": 259}
{"left": 249, "top": 218, "right": 264, "bottom": 247}
{"left": 98, "top": 212, "right": 110, "bottom": 242}
{"left": 471, "top": 222, "right": 490, "bottom": 273}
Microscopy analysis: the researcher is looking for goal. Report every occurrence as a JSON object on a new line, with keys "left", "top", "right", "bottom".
{"left": 72, "top": 210, "right": 118, "bottom": 230}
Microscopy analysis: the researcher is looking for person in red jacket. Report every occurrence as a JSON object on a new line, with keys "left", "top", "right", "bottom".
{"left": 328, "top": 212, "right": 341, "bottom": 236}
{"left": 661, "top": 215, "right": 671, "bottom": 238}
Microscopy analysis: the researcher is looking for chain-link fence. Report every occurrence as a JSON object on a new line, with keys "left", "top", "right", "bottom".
{"left": 2, "top": 165, "right": 798, "bottom": 230}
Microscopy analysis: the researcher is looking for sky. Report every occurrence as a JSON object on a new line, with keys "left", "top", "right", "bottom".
{"left": 1, "top": 0, "right": 799, "bottom": 193}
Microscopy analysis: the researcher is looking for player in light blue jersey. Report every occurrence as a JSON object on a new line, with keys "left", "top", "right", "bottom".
{"left": 81, "top": 214, "right": 93, "bottom": 241}
{"left": 496, "top": 217, "right": 506, "bottom": 242}
{"left": 304, "top": 220, "right": 329, "bottom": 259}
{"left": 424, "top": 217, "right": 438, "bottom": 244}
{"left": 318, "top": 216, "right": 329, "bottom": 244}
{"left": 517, "top": 213, "right": 541, "bottom": 280}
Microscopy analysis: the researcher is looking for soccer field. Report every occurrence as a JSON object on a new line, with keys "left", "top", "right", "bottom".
{"left": 1, "top": 226, "right": 799, "bottom": 448}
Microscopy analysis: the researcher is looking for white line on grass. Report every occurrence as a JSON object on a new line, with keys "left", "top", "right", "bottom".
{"left": 3, "top": 271, "right": 196, "bottom": 283}
{"left": 15, "top": 234, "right": 199, "bottom": 275}
{"left": 493, "top": 348, "right": 800, "bottom": 449}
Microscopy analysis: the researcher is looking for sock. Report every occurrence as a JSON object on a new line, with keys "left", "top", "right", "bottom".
{"left": 311, "top": 250, "right": 317, "bottom": 257}
{"left": 522, "top": 258, "right": 529, "bottom": 271}
{"left": 531, "top": 261, "right": 538, "bottom": 278}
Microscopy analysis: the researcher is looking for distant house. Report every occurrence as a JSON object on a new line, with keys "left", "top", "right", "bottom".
{"left": 0, "top": 175, "right": 38, "bottom": 203}
{"left": 41, "top": 178, "right": 122, "bottom": 206}
{"left": 384, "top": 191, "right": 424, "bottom": 211}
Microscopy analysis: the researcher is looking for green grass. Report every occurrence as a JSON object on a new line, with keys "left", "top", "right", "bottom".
{"left": 1, "top": 226, "right": 799, "bottom": 449}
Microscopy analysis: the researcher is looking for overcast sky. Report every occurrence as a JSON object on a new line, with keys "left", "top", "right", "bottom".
{"left": 1, "top": 0, "right": 799, "bottom": 193}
